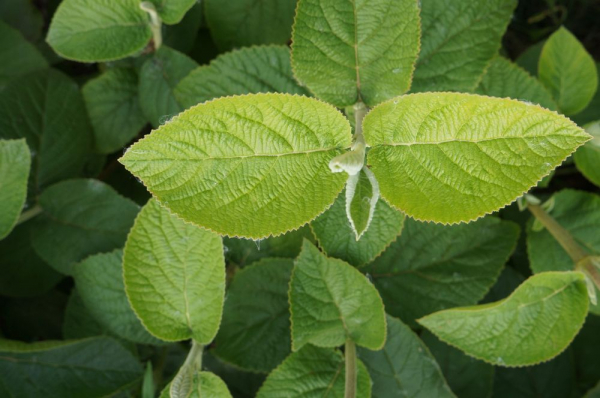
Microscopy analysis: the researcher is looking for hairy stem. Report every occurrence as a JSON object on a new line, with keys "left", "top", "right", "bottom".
{"left": 345, "top": 339, "right": 357, "bottom": 398}
{"left": 140, "top": 2, "right": 162, "bottom": 50}
{"left": 528, "top": 204, "right": 588, "bottom": 263}
{"left": 17, "top": 205, "right": 42, "bottom": 225}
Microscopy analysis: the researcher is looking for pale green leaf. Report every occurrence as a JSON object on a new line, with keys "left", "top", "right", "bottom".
{"left": 359, "top": 315, "right": 455, "bottom": 398}
{"left": 123, "top": 198, "right": 225, "bottom": 342}
{"left": 0, "top": 221, "right": 62, "bottom": 298}
{"left": 422, "top": 331, "right": 494, "bottom": 398}
{"left": 139, "top": 46, "right": 197, "bottom": 127}
{"left": 526, "top": 189, "right": 600, "bottom": 314}
{"left": 0, "top": 21, "right": 47, "bottom": 90}
{"left": 418, "top": 271, "right": 589, "bottom": 367}
{"left": 291, "top": 0, "right": 420, "bottom": 107}
{"left": 31, "top": 179, "right": 140, "bottom": 275}
{"left": 82, "top": 67, "right": 147, "bottom": 154}
{"left": 46, "top": 0, "right": 152, "bottom": 62}
{"left": 412, "top": 0, "right": 517, "bottom": 93}
{"left": 204, "top": 0, "right": 296, "bottom": 51}
{"left": 175, "top": 45, "right": 308, "bottom": 109}
{"left": 160, "top": 372, "right": 234, "bottom": 398}
{"left": 311, "top": 191, "right": 404, "bottom": 267}
{"left": 364, "top": 217, "right": 518, "bottom": 325}
{"left": 538, "top": 27, "right": 598, "bottom": 116}
{"left": 256, "top": 345, "right": 371, "bottom": 398}
{"left": 147, "top": 0, "right": 196, "bottom": 24}
{"left": 73, "top": 250, "right": 162, "bottom": 345}
{"left": 214, "top": 258, "right": 293, "bottom": 372}
{"left": 289, "top": 241, "right": 386, "bottom": 350}
{"left": 363, "top": 92, "right": 591, "bottom": 224}
{"left": 345, "top": 168, "right": 380, "bottom": 239}
{"left": 120, "top": 93, "right": 352, "bottom": 239}
{"left": 0, "top": 139, "right": 30, "bottom": 239}
{"left": 574, "top": 121, "right": 600, "bottom": 187}
{"left": 0, "top": 337, "right": 143, "bottom": 398}
{"left": 0, "top": 69, "right": 93, "bottom": 190}
{"left": 475, "top": 56, "right": 557, "bottom": 110}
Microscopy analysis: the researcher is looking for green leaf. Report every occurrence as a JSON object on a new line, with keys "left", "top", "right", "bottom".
{"left": 204, "top": 0, "right": 296, "bottom": 51}
{"left": 0, "top": 139, "right": 30, "bottom": 239}
{"left": 224, "top": 225, "right": 314, "bottom": 267}
{"left": 31, "top": 179, "right": 140, "bottom": 275}
{"left": 311, "top": 191, "right": 404, "bottom": 267}
{"left": 120, "top": 93, "right": 352, "bottom": 239}
{"left": 412, "top": 0, "right": 517, "bottom": 93}
{"left": 0, "top": 0, "right": 44, "bottom": 42}
{"left": 146, "top": 0, "right": 196, "bottom": 24}
{"left": 418, "top": 271, "right": 589, "bottom": 367}
{"left": 526, "top": 189, "right": 600, "bottom": 314}
{"left": 214, "top": 258, "right": 293, "bottom": 372}
{"left": 345, "top": 168, "right": 380, "bottom": 239}
{"left": 516, "top": 41, "right": 545, "bottom": 77}
{"left": 175, "top": 45, "right": 308, "bottom": 109}
{"left": 0, "top": 221, "right": 62, "bottom": 298}
{"left": 364, "top": 217, "right": 518, "bottom": 325}
{"left": 289, "top": 241, "right": 386, "bottom": 350}
{"left": 82, "top": 67, "right": 147, "bottom": 154}
{"left": 572, "top": 64, "right": 600, "bottom": 126}
{"left": 203, "top": 352, "right": 266, "bottom": 398}
{"left": 163, "top": 3, "right": 203, "bottom": 54}
{"left": 160, "top": 372, "right": 233, "bottom": 398}
{"left": 46, "top": 0, "right": 152, "bottom": 62}
{"left": 574, "top": 121, "right": 600, "bottom": 187}
{"left": 0, "top": 21, "right": 47, "bottom": 91}
{"left": 73, "top": 250, "right": 162, "bottom": 345}
{"left": 291, "top": 0, "right": 420, "bottom": 107}
{"left": 0, "top": 69, "right": 92, "bottom": 190}
{"left": 538, "top": 27, "right": 598, "bottom": 116}
{"left": 63, "top": 290, "right": 107, "bottom": 339}
{"left": 256, "top": 345, "right": 372, "bottom": 398}
{"left": 422, "top": 331, "right": 494, "bottom": 398}
{"left": 0, "top": 337, "right": 143, "bottom": 398}
{"left": 573, "top": 315, "right": 600, "bottom": 394}
{"left": 359, "top": 315, "right": 455, "bottom": 398}
{"left": 475, "top": 56, "right": 557, "bottom": 110}
{"left": 123, "top": 198, "right": 225, "bottom": 342}
{"left": 139, "top": 46, "right": 197, "bottom": 127}
{"left": 363, "top": 92, "right": 591, "bottom": 224}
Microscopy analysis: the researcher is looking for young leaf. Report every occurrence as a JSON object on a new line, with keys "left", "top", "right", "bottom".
{"left": 139, "top": 46, "right": 197, "bottom": 127}
{"left": 412, "top": 0, "right": 517, "bottom": 93}
{"left": 358, "top": 316, "right": 455, "bottom": 398}
{"left": 364, "top": 217, "right": 519, "bottom": 325}
{"left": 120, "top": 93, "right": 352, "bottom": 239}
{"left": 214, "top": 258, "right": 293, "bottom": 372}
{"left": 123, "top": 198, "right": 225, "bottom": 342}
{"left": 538, "top": 27, "right": 598, "bottom": 116}
{"left": 31, "top": 179, "right": 140, "bottom": 275}
{"left": 175, "top": 45, "right": 308, "bottom": 109}
{"left": 0, "top": 69, "right": 92, "bottom": 190}
{"left": 0, "top": 222, "right": 62, "bottom": 298}
{"left": 0, "top": 21, "right": 47, "bottom": 90}
{"left": 204, "top": 0, "right": 296, "bottom": 51}
{"left": 0, "top": 139, "right": 30, "bottom": 240}
{"left": 0, "top": 337, "right": 143, "bottom": 398}
{"left": 146, "top": 0, "right": 196, "bottom": 25}
{"left": 159, "top": 372, "right": 233, "bottom": 398}
{"left": 526, "top": 189, "right": 600, "bottom": 314}
{"left": 418, "top": 271, "right": 589, "bottom": 367}
{"left": 291, "top": 0, "right": 420, "bottom": 108}
{"left": 363, "top": 92, "right": 591, "bottom": 224}
{"left": 421, "top": 331, "right": 494, "bottom": 398}
{"left": 345, "top": 168, "right": 380, "bottom": 239}
{"left": 311, "top": 191, "right": 404, "bottom": 267}
{"left": 73, "top": 250, "right": 162, "bottom": 345}
{"left": 289, "top": 240, "right": 386, "bottom": 351}
{"left": 475, "top": 56, "right": 557, "bottom": 110}
{"left": 46, "top": 0, "right": 152, "bottom": 62}
{"left": 574, "top": 121, "right": 600, "bottom": 187}
{"left": 256, "top": 345, "right": 371, "bottom": 398}
{"left": 82, "top": 67, "right": 147, "bottom": 154}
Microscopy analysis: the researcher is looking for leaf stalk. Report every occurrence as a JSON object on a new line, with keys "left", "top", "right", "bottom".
{"left": 344, "top": 339, "right": 357, "bottom": 398}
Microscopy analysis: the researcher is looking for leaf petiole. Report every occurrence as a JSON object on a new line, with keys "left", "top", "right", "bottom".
{"left": 344, "top": 339, "right": 357, "bottom": 398}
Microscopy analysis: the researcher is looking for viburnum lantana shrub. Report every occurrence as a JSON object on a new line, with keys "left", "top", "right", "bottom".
{"left": 1, "top": 0, "right": 600, "bottom": 397}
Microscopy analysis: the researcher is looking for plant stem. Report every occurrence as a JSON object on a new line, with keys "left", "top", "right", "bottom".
{"left": 184, "top": 340, "right": 203, "bottom": 371}
{"left": 353, "top": 102, "right": 368, "bottom": 145}
{"left": 17, "top": 205, "right": 42, "bottom": 225}
{"left": 344, "top": 339, "right": 357, "bottom": 398}
{"left": 528, "top": 204, "right": 588, "bottom": 263}
{"left": 140, "top": 1, "right": 162, "bottom": 50}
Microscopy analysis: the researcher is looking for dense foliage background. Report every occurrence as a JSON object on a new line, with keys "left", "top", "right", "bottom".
{"left": 1, "top": 0, "right": 599, "bottom": 397}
